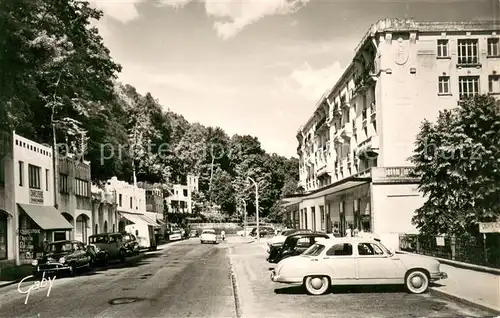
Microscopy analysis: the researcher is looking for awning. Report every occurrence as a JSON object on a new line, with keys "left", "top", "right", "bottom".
{"left": 120, "top": 212, "right": 158, "bottom": 227}
{"left": 294, "top": 177, "right": 371, "bottom": 202}
{"left": 18, "top": 204, "right": 73, "bottom": 230}
{"left": 157, "top": 219, "right": 166, "bottom": 225}
{"left": 139, "top": 214, "right": 159, "bottom": 227}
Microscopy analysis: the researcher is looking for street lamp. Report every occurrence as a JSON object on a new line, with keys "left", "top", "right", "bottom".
{"left": 239, "top": 198, "right": 247, "bottom": 237}
{"left": 247, "top": 176, "right": 259, "bottom": 243}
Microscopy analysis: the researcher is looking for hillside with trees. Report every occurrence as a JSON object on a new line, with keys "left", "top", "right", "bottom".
{"left": 0, "top": 0, "right": 299, "bottom": 221}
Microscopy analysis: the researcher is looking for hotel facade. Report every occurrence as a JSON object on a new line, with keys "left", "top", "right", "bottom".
{"left": 285, "top": 18, "right": 500, "bottom": 250}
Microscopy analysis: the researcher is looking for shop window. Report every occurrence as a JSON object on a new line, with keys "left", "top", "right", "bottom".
{"left": 319, "top": 206, "right": 325, "bottom": 231}
{"left": 0, "top": 215, "right": 7, "bottom": 260}
{"left": 28, "top": 164, "right": 41, "bottom": 189}
{"left": 311, "top": 207, "right": 316, "bottom": 231}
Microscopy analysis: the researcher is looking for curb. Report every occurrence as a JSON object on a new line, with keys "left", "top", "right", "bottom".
{"left": 430, "top": 287, "right": 500, "bottom": 315}
{"left": 0, "top": 279, "right": 21, "bottom": 289}
{"left": 397, "top": 251, "right": 500, "bottom": 276}
{"left": 228, "top": 247, "right": 243, "bottom": 318}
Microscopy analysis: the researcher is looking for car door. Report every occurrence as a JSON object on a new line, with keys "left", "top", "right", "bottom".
{"left": 322, "top": 243, "right": 356, "bottom": 284}
{"left": 356, "top": 242, "right": 405, "bottom": 283}
{"left": 71, "top": 243, "right": 83, "bottom": 267}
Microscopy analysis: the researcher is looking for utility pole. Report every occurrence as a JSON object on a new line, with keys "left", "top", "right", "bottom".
{"left": 247, "top": 176, "right": 259, "bottom": 243}
{"left": 239, "top": 198, "right": 247, "bottom": 237}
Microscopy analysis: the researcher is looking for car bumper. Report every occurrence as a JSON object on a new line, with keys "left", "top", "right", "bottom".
{"left": 269, "top": 270, "right": 302, "bottom": 284}
{"left": 34, "top": 264, "right": 71, "bottom": 273}
{"left": 430, "top": 272, "right": 448, "bottom": 281}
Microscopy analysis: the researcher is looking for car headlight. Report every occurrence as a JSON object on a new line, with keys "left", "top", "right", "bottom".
{"left": 58, "top": 257, "right": 66, "bottom": 264}
{"left": 31, "top": 260, "right": 38, "bottom": 266}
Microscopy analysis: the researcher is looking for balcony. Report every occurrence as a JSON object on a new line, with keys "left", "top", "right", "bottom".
{"left": 354, "top": 66, "right": 377, "bottom": 93}
{"left": 315, "top": 117, "right": 327, "bottom": 132}
{"left": 340, "top": 96, "right": 350, "bottom": 109}
{"left": 341, "top": 122, "right": 353, "bottom": 140}
{"left": 333, "top": 134, "right": 343, "bottom": 145}
{"left": 370, "top": 102, "right": 376, "bottom": 121}
{"left": 356, "top": 135, "right": 380, "bottom": 158}
{"left": 352, "top": 166, "right": 419, "bottom": 182}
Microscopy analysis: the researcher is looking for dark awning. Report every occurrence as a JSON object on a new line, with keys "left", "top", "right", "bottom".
{"left": 18, "top": 204, "right": 73, "bottom": 230}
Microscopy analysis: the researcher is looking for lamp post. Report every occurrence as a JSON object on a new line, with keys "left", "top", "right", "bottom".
{"left": 239, "top": 198, "right": 247, "bottom": 237}
{"left": 247, "top": 176, "right": 259, "bottom": 243}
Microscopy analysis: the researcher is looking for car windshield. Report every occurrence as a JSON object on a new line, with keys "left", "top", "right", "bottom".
{"left": 89, "top": 236, "right": 107, "bottom": 243}
{"left": 202, "top": 230, "right": 215, "bottom": 234}
{"left": 48, "top": 242, "right": 73, "bottom": 253}
{"left": 302, "top": 243, "right": 325, "bottom": 256}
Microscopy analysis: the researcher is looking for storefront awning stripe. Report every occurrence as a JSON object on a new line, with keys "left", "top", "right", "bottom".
{"left": 139, "top": 215, "right": 159, "bottom": 227}
{"left": 18, "top": 204, "right": 73, "bottom": 230}
{"left": 119, "top": 212, "right": 158, "bottom": 227}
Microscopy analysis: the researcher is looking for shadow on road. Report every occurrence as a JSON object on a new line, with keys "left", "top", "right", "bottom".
{"left": 274, "top": 284, "right": 407, "bottom": 295}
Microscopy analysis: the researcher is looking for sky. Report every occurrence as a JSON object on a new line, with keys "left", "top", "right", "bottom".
{"left": 89, "top": 0, "right": 497, "bottom": 158}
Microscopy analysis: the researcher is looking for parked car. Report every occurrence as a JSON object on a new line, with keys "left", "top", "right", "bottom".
{"left": 88, "top": 232, "right": 135, "bottom": 264}
{"left": 200, "top": 229, "right": 217, "bottom": 244}
{"left": 168, "top": 228, "right": 183, "bottom": 241}
{"left": 32, "top": 240, "right": 92, "bottom": 277}
{"left": 236, "top": 228, "right": 253, "bottom": 237}
{"left": 270, "top": 237, "right": 448, "bottom": 295}
{"left": 250, "top": 226, "right": 274, "bottom": 238}
{"left": 267, "top": 229, "right": 313, "bottom": 260}
{"left": 122, "top": 233, "right": 140, "bottom": 255}
{"left": 268, "top": 232, "right": 330, "bottom": 263}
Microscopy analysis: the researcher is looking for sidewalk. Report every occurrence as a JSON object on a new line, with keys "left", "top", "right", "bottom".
{"left": 0, "top": 264, "right": 33, "bottom": 288}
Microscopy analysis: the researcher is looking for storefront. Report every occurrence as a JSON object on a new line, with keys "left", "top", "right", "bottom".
{"left": 0, "top": 210, "right": 8, "bottom": 260}
{"left": 119, "top": 211, "right": 158, "bottom": 248}
{"left": 17, "top": 203, "right": 73, "bottom": 263}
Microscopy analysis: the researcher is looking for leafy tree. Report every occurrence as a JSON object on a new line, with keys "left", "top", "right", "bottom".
{"left": 410, "top": 95, "right": 500, "bottom": 237}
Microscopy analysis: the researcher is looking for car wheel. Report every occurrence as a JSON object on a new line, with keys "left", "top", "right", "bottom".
{"left": 201, "top": 240, "right": 205, "bottom": 244}
{"left": 119, "top": 249, "right": 126, "bottom": 262}
{"left": 69, "top": 263, "right": 77, "bottom": 277}
{"left": 405, "top": 270, "right": 429, "bottom": 294}
{"left": 304, "top": 276, "right": 330, "bottom": 295}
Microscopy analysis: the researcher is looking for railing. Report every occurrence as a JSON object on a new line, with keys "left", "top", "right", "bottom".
{"left": 399, "top": 233, "right": 500, "bottom": 268}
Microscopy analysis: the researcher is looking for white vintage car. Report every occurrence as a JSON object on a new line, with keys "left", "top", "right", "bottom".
{"left": 270, "top": 237, "right": 447, "bottom": 295}
{"left": 200, "top": 229, "right": 217, "bottom": 244}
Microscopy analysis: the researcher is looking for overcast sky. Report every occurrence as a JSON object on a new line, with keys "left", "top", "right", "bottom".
{"left": 90, "top": 0, "right": 496, "bottom": 158}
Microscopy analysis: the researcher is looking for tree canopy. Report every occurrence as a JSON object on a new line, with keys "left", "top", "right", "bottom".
{"left": 0, "top": 0, "right": 300, "bottom": 220}
{"left": 410, "top": 95, "right": 500, "bottom": 236}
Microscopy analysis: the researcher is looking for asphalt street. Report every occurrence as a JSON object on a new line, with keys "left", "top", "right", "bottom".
{"left": 230, "top": 241, "right": 497, "bottom": 318}
{"left": 0, "top": 238, "right": 497, "bottom": 318}
{"left": 0, "top": 239, "right": 236, "bottom": 318}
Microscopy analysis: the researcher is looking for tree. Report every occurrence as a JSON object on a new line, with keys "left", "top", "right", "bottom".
{"left": 410, "top": 95, "right": 500, "bottom": 236}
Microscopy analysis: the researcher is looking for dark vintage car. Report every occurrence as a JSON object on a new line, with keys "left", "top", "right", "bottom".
{"left": 268, "top": 232, "right": 330, "bottom": 263}
{"left": 89, "top": 232, "right": 139, "bottom": 265}
{"left": 32, "top": 240, "right": 93, "bottom": 276}
{"left": 250, "top": 226, "right": 274, "bottom": 238}
{"left": 267, "top": 229, "right": 313, "bottom": 261}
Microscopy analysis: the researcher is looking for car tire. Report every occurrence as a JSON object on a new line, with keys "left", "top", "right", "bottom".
{"left": 69, "top": 263, "right": 77, "bottom": 277}
{"left": 304, "top": 276, "right": 330, "bottom": 295}
{"left": 201, "top": 241, "right": 205, "bottom": 244}
{"left": 405, "top": 270, "right": 429, "bottom": 294}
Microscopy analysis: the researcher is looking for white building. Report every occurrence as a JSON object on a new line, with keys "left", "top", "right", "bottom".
{"left": 287, "top": 18, "right": 500, "bottom": 250}
{"left": 91, "top": 182, "right": 118, "bottom": 236}
{"left": 0, "top": 132, "right": 73, "bottom": 265}
{"left": 165, "top": 174, "right": 199, "bottom": 214}
{"left": 106, "top": 177, "right": 157, "bottom": 248}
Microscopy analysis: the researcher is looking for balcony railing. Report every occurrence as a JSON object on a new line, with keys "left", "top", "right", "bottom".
{"left": 352, "top": 167, "right": 420, "bottom": 182}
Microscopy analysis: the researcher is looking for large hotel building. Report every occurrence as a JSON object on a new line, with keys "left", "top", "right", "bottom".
{"left": 283, "top": 18, "right": 500, "bottom": 250}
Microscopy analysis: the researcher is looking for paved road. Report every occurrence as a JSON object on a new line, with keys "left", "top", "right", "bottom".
{"left": 0, "top": 240, "right": 236, "bottom": 318}
{"left": 230, "top": 242, "right": 498, "bottom": 318}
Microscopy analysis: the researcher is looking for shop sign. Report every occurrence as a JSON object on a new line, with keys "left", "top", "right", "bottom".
{"left": 17, "top": 229, "right": 41, "bottom": 235}
{"left": 29, "top": 189, "right": 44, "bottom": 204}
{"left": 479, "top": 222, "right": 500, "bottom": 233}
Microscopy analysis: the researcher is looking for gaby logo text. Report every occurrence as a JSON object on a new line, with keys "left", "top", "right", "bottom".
{"left": 17, "top": 273, "right": 56, "bottom": 305}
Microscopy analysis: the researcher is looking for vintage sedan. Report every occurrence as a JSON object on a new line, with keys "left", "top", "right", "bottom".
{"left": 200, "top": 229, "right": 217, "bottom": 244}
{"left": 270, "top": 237, "right": 448, "bottom": 295}
{"left": 268, "top": 232, "right": 330, "bottom": 264}
{"left": 32, "top": 240, "right": 93, "bottom": 276}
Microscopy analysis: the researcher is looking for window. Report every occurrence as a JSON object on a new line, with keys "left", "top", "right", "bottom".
{"left": 130, "top": 197, "right": 133, "bottom": 208}
{"left": 357, "top": 243, "right": 384, "bottom": 256}
{"left": 45, "top": 169, "right": 49, "bottom": 191}
{"left": 438, "top": 76, "right": 450, "bottom": 95}
{"left": 74, "top": 179, "right": 89, "bottom": 197}
{"left": 326, "top": 243, "right": 353, "bottom": 256}
{"left": 457, "top": 39, "right": 479, "bottom": 65}
{"left": 183, "top": 189, "right": 188, "bottom": 197}
{"left": 437, "top": 39, "right": 449, "bottom": 58}
{"left": 303, "top": 244, "right": 325, "bottom": 256}
{"left": 487, "top": 38, "right": 500, "bottom": 57}
{"left": 320, "top": 206, "right": 325, "bottom": 231}
{"left": 28, "top": 164, "right": 41, "bottom": 189}
{"left": 19, "top": 161, "right": 24, "bottom": 186}
{"left": 296, "top": 237, "right": 310, "bottom": 248}
{"left": 59, "top": 174, "right": 69, "bottom": 193}
{"left": 119, "top": 194, "right": 122, "bottom": 206}
{"left": 488, "top": 75, "right": 500, "bottom": 94}
{"left": 459, "top": 76, "right": 480, "bottom": 100}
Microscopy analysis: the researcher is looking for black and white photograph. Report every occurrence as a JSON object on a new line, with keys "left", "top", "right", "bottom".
{"left": 0, "top": 0, "right": 499, "bottom": 317}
